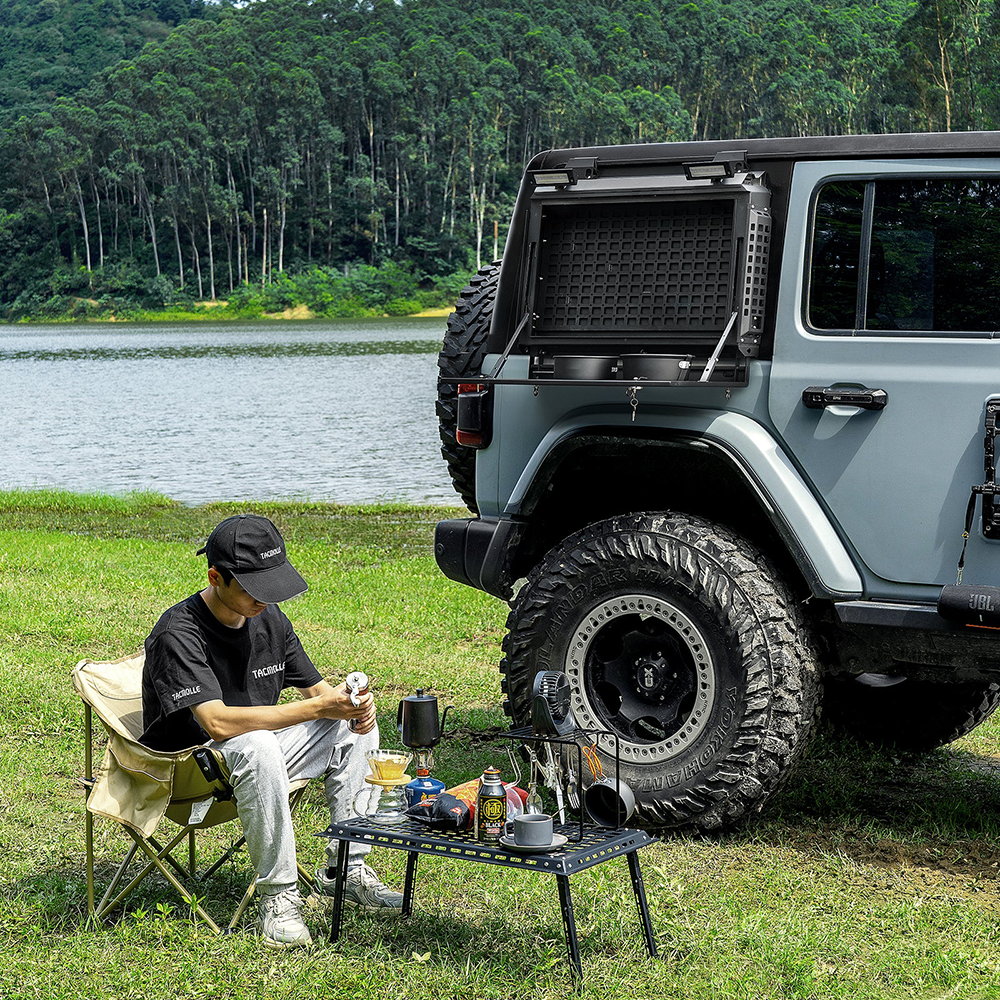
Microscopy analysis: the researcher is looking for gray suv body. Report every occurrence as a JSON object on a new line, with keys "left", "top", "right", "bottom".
{"left": 435, "top": 132, "right": 1000, "bottom": 832}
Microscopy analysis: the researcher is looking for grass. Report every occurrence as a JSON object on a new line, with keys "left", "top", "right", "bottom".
{"left": 5, "top": 490, "right": 1000, "bottom": 998}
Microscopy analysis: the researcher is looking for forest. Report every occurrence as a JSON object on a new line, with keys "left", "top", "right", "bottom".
{"left": 1, "top": 0, "right": 999, "bottom": 320}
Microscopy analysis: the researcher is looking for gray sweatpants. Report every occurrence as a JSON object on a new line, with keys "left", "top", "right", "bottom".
{"left": 211, "top": 717, "right": 378, "bottom": 891}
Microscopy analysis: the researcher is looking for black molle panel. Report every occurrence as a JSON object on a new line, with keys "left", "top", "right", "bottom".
{"left": 743, "top": 212, "right": 770, "bottom": 324}
{"left": 536, "top": 202, "right": 734, "bottom": 334}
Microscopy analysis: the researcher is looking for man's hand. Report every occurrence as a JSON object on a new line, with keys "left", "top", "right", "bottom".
{"left": 349, "top": 691, "right": 377, "bottom": 735}
{"left": 193, "top": 678, "right": 378, "bottom": 742}
{"left": 304, "top": 680, "right": 377, "bottom": 735}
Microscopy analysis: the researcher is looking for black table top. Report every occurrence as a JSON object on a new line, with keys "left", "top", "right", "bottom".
{"left": 317, "top": 816, "right": 653, "bottom": 875}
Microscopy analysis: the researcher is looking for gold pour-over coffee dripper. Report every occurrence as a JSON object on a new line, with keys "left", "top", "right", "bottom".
{"left": 353, "top": 749, "right": 413, "bottom": 824}
{"left": 365, "top": 748, "right": 412, "bottom": 781}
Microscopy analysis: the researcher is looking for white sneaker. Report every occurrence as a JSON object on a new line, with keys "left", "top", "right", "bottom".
{"left": 259, "top": 886, "right": 312, "bottom": 948}
{"left": 344, "top": 863, "right": 405, "bottom": 913}
{"left": 314, "top": 863, "right": 404, "bottom": 913}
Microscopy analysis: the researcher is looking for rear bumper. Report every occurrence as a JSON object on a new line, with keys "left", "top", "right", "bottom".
{"left": 434, "top": 517, "right": 525, "bottom": 601}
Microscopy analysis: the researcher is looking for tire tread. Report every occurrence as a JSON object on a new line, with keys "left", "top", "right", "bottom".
{"left": 436, "top": 265, "right": 500, "bottom": 511}
{"left": 500, "top": 512, "right": 821, "bottom": 833}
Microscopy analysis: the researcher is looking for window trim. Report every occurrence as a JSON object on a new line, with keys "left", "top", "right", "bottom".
{"left": 804, "top": 172, "right": 1000, "bottom": 340}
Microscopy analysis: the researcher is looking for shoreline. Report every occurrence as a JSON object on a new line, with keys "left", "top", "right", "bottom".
{"left": 0, "top": 488, "right": 471, "bottom": 553}
{"left": 0, "top": 487, "right": 466, "bottom": 515}
{"left": 6, "top": 304, "right": 454, "bottom": 324}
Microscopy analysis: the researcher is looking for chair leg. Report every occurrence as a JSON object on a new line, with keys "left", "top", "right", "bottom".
{"left": 149, "top": 833, "right": 199, "bottom": 883}
{"left": 85, "top": 810, "right": 95, "bottom": 917}
{"left": 289, "top": 785, "right": 316, "bottom": 892}
{"left": 127, "top": 829, "right": 223, "bottom": 934}
{"left": 229, "top": 877, "right": 259, "bottom": 931}
{"left": 83, "top": 705, "right": 96, "bottom": 917}
{"left": 297, "top": 862, "right": 316, "bottom": 893}
{"left": 99, "top": 827, "right": 189, "bottom": 919}
{"left": 200, "top": 833, "right": 247, "bottom": 881}
{"left": 95, "top": 841, "right": 141, "bottom": 919}
{"left": 86, "top": 770, "right": 318, "bottom": 933}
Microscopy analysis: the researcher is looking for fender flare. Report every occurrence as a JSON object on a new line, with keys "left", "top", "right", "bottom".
{"left": 504, "top": 408, "right": 864, "bottom": 599}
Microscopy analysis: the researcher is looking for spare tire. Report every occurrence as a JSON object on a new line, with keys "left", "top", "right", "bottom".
{"left": 500, "top": 512, "right": 822, "bottom": 833}
{"left": 436, "top": 264, "right": 501, "bottom": 513}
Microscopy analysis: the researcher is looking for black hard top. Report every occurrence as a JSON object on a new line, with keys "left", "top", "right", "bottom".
{"left": 534, "top": 131, "right": 1000, "bottom": 168}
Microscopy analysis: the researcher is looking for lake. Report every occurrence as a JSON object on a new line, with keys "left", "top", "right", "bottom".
{"left": 0, "top": 318, "right": 460, "bottom": 506}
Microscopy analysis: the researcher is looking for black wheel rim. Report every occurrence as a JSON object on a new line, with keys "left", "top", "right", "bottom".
{"left": 564, "top": 594, "right": 716, "bottom": 763}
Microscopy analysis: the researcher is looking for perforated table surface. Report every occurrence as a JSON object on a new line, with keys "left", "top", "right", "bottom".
{"left": 317, "top": 817, "right": 658, "bottom": 977}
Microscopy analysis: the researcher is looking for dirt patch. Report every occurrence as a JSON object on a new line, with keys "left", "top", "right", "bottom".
{"left": 742, "top": 822, "right": 1000, "bottom": 909}
{"left": 443, "top": 724, "right": 510, "bottom": 744}
{"left": 749, "top": 740, "right": 1000, "bottom": 904}
{"left": 954, "top": 754, "right": 1000, "bottom": 779}
{"left": 264, "top": 304, "right": 315, "bottom": 320}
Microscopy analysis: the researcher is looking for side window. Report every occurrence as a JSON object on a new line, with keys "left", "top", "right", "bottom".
{"left": 809, "top": 176, "right": 1000, "bottom": 335}
{"left": 808, "top": 182, "right": 865, "bottom": 330}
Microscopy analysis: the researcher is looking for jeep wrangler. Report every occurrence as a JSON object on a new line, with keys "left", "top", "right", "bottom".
{"left": 435, "top": 132, "right": 1000, "bottom": 833}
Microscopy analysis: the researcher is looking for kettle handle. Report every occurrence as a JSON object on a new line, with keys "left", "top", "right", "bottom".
{"left": 396, "top": 699, "right": 404, "bottom": 733}
{"left": 440, "top": 704, "right": 453, "bottom": 734}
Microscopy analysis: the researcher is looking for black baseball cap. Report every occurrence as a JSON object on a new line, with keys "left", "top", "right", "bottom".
{"left": 197, "top": 515, "right": 308, "bottom": 603}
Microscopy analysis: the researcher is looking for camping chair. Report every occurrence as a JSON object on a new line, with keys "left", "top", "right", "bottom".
{"left": 73, "top": 652, "right": 315, "bottom": 933}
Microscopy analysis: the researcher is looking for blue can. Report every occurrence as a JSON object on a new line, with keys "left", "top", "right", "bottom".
{"left": 405, "top": 771, "right": 445, "bottom": 809}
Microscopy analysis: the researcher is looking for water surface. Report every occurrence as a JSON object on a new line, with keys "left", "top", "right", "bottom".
{"left": 0, "top": 318, "right": 457, "bottom": 505}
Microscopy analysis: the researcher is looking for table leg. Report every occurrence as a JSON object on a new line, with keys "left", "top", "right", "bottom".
{"left": 626, "top": 850, "right": 657, "bottom": 958}
{"left": 329, "top": 839, "right": 350, "bottom": 943}
{"left": 402, "top": 850, "right": 418, "bottom": 917}
{"left": 555, "top": 874, "right": 582, "bottom": 979}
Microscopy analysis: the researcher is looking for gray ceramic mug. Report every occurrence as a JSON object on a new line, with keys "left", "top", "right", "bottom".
{"left": 504, "top": 812, "right": 553, "bottom": 846}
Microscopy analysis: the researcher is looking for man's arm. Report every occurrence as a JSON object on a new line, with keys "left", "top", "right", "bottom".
{"left": 191, "top": 679, "right": 376, "bottom": 742}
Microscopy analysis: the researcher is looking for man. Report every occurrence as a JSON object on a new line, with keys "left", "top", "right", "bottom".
{"left": 140, "top": 513, "right": 402, "bottom": 948}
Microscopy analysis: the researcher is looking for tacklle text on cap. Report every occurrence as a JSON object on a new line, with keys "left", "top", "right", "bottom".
{"left": 197, "top": 514, "right": 308, "bottom": 604}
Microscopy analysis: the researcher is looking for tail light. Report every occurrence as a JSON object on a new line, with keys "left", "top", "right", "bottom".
{"left": 456, "top": 383, "right": 492, "bottom": 448}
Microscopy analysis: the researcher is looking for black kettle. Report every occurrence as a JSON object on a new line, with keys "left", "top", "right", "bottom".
{"left": 397, "top": 689, "right": 452, "bottom": 749}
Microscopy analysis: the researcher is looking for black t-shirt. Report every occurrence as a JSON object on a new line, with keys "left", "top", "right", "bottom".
{"left": 139, "top": 593, "right": 323, "bottom": 752}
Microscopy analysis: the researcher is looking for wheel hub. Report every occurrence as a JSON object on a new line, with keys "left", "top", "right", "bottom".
{"left": 564, "top": 594, "right": 716, "bottom": 763}
{"left": 634, "top": 654, "right": 668, "bottom": 695}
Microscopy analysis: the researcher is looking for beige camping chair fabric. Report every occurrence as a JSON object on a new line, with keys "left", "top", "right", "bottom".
{"left": 73, "top": 652, "right": 236, "bottom": 837}
{"left": 74, "top": 652, "right": 312, "bottom": 933}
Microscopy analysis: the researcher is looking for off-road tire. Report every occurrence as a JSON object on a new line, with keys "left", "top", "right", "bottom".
{"left": 436, "top": 264, "right": 500, "bottom": 513}
{"left": 823, "top": 674, "right": 1000, "bottom": 751}
{"left": 500, "top": 512, "right": 822, "bottom": 833}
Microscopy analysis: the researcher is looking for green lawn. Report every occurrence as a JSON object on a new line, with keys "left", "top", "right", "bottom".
{"left": 3, "top": 491, "right": 1000, "bottom": 999}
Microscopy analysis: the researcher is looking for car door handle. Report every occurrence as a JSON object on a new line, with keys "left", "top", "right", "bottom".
{"left": 801, "top": 386, "right": 888, "bottom": 411}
